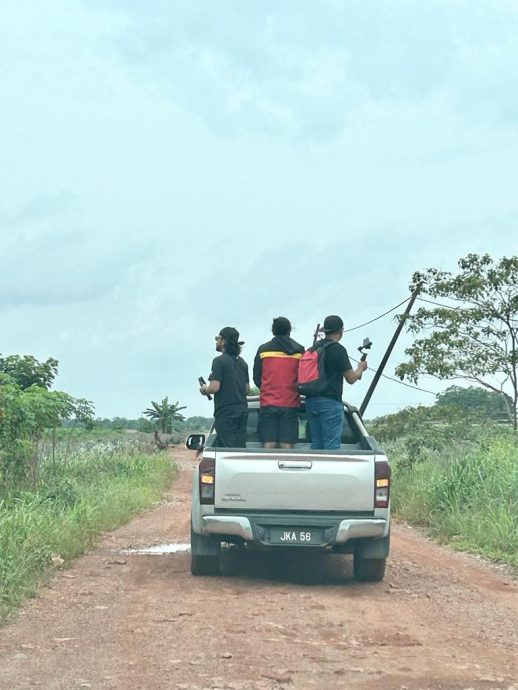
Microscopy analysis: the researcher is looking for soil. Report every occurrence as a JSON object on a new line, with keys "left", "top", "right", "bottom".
{"left": 1, "top": 448, "right": 517, "bottom": 690}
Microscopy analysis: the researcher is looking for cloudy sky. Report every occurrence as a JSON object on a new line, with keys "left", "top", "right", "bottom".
{"left": 1, "top": 0, "right": 517, "bottom": 420}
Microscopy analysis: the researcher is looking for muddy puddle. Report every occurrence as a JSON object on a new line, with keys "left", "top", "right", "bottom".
{"left": 120, "top": 543, "right": 191, "bottom": 555}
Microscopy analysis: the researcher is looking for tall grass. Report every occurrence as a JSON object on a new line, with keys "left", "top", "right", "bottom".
{"left": 387, "top": 430, "right": 518, "bottom": 568}
{"left": 0, "top": 439, "right": 176, "bottom": 622}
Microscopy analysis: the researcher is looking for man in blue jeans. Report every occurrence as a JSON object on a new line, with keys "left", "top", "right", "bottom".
{"left": 305, "top": 315, "right": 367, "bottom": 450}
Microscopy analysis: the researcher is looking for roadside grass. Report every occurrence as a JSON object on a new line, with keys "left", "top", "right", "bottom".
{"left": 0, "top": 439, "right": 176, "bottom": 622}
{"left": 387, "top": 430, "right": 518, "bottom": 569}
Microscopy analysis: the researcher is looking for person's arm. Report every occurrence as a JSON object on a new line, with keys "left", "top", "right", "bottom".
{"left": 200, "top": 379, "right": 221, "bottom": 395}
{"left": 344, "top": 360, "right": 367, "bottom": 384}
{"left": 253, "top": 349, "right": 262, "bottom": 389}
{"left": 245, "top": 360, "right": 251, "bottom": 396}
{"left": 200, "top": 358, "right": 222, "bottom": 396}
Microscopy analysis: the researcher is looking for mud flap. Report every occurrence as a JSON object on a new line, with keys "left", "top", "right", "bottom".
{"left": 354, "top": 533, "right": 390, "bottom": 559}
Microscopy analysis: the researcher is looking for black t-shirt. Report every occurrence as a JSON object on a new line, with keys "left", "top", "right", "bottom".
{"left": 209, "top": 353, "right": 249, "bottom": 413}
{"left": 317, "top": 339, "right": 352, "bottom": 401}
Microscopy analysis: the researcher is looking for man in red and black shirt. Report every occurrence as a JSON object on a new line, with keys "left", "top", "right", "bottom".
{"left": 253, "top": 317, "right": 305, "bottom": 448}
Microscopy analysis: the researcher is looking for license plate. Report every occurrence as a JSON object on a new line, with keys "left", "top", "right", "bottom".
{"left": 269, "top": 528, "right": 322, "bottom": 545}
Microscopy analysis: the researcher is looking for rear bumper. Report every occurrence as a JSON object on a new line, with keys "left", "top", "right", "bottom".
{"left": 201, "top": 514, "right": 388, "bottom": 545}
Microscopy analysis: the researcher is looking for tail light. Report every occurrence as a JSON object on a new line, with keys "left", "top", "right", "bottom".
{"left": 375, "top": 459, "right": 391, "bottom": 508}
{"left": 199, "top": 456, "right": 215, "bottom": 505}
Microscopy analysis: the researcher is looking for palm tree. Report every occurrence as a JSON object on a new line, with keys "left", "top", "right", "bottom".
{"left": 143, "top": 397, "right": 186, "bottom": 434}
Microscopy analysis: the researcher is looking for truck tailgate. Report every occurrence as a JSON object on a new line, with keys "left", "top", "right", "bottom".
{"left": 214, "top": 450, "right": 375, "bottom": 512}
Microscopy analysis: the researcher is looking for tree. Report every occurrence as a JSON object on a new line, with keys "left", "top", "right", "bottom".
{"left": 395, "top": 254, "right": 518, "bottom": 428}
{"left": 436, "top": 385, "right": 511, "bottom": 422}
{"left": 0, "top": 355, "right": 58, "bottom": 390}
{"left": 143, "top": 398, "right": 186, "bottom": 434}
{"left": 183, "top": 416, "right": 213, "bottom": 433}
{"left": 0, "top": 374, "right": 95, "bottom": 483}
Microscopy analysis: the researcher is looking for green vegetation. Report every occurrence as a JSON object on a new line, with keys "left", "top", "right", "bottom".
{"left": 396, "top": 253, "right": 518, "bottom": 428}
{"left": 0, "top": 354, "right": 59, "bottom": 390}
{"left": 0, "top": 437, "right": 175, "bottom": 622}
{"left": 370, "top": 398, "right": 518, "bottom": 569}
{"left": 65, "top": 414, "right": 212, "bottom": 436}
{"left": 385, "top": 252, "right": 518, "bottom": 565}
{"left": 0, "top": 354, "right": 181, "bottom": 622}
{"left": 143, "top": 397, "right": 186, "bottom": 433}
{"left": 0, "top": 372, "right": 95, "bottom": 485}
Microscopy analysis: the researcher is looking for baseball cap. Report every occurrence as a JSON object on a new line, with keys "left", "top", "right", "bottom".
{"left": 322, "top": 315, "right": 344, "bottom": 333}
{"left": 219, "top": 326, "right": 244, "bottom": 345}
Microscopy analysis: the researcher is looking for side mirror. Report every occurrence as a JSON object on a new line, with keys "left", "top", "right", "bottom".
{"left": 185, "top": 433, "right": 206, "bottom": 451}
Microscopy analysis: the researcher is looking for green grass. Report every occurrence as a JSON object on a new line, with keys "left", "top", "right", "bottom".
{"left": 0, "top": 439, "right": 176, "bottom": 622}
{"left": 387, "top": 431, "right": 518, "bottom": 568}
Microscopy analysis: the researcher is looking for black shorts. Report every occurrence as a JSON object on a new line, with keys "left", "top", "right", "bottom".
{"left": 258, "top": 406, "right": 299, "bottom": 445}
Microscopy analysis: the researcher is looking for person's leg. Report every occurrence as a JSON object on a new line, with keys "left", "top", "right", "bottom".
{"left": 235, "top": 410, "right": 249, "bottom": 448}
{"left": 304, "top": 397, "right": 324, "bottom": 450}
{"left": 214, "top": 412, "right": 238, "bottom": 447}
{"left": 319, "top": 399, "right": 344, "bottom": 450}
{"left": 258, "top": 407, "right": 279, "bottom": 448}
{"left": 278, "top": 408, "right": 299, "bottom": 449}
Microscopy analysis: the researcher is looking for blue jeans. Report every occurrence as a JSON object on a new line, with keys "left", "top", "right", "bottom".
{"left": 305, "top": 396, "right": 343, "bottom": 450}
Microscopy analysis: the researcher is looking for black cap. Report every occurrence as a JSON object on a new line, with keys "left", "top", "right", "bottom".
{"left": 322, "top": 315, "right": 344, "bottom": 333}
{"left": 219, "top": 326, "right": 244, "bottom": 345}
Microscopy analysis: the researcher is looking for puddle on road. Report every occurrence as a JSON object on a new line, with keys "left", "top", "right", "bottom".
{"left": 121, "top": 543, "right": 191, "bottom": 555}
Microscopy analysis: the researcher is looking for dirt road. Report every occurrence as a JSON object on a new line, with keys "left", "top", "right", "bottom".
{"left": 1, "top": 449, "right": 517, "bottom": 690}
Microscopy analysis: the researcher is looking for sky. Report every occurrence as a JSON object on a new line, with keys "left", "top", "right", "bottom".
{"left": 1, "top": 0, "right": 517, "bottom": 420}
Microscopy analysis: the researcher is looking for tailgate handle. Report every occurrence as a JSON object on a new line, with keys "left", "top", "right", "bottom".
{"left": 278, "top": 460, "right": 312, "bottom": 470}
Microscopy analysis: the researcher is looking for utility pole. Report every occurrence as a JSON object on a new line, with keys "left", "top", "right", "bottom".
{"left": 359, "top": 284, "right": 421, "bottom": 417}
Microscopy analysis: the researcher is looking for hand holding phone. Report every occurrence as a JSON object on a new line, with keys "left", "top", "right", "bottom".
{"left": 198, "top": 376, "right": 212, "bottom": 400}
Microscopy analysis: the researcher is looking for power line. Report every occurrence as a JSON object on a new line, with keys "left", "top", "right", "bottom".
{"left": 417, "top": 297, "right": 460, "bottom": 309}
{"left": 343, "top": 296, "right": 411, "bottom": 333}
{"left": 350, "top": 356, "right": 437, "bottom": 395}
{"left": 373, "top": 371, "right": 436, "bottom": 395}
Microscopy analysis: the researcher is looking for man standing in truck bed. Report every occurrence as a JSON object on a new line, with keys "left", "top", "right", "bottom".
{"left": 200, "top": 327, "right": 250, "bottom": 448}
{"left": 253, "top": 317, "right": 305, "bottom": 448}
{"left": 305, "top": 314, "right": 367, "bottom": 450}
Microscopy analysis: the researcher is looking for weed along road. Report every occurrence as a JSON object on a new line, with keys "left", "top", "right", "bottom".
{"left": 1, "top": 449, "right": 517, "bottom": 690}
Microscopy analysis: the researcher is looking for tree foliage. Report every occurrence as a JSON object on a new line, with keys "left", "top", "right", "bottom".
{"left": 0, "top": 355, "right": 58, "bottom": 390}
{"left": 436, "top": 385, "right": 511, "bottom": 422}
{"left": 395, "top": 254, "right": 518, "bottom": 428}
{"left": 0, "top": 374, "right": 95, "bottom": 483}
{"left": 143, "top": 397, "right": 186, "bottom": 434}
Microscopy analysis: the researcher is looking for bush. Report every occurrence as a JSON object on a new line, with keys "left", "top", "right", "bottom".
{"left": 388, "top": 429, "right": 518, "bottom": 567}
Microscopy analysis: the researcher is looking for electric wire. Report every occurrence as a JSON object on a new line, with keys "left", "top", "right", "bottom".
{"left": 327, "top": 293, "right": 438, "bottom": 395}
{"left": 349, "top": 356, "right": 437, "bottom": 395}
{"left": 343, "top": 296, "right": 411, "bottom": 333}
{"left": 322, "top": 293, "right": 459, "bottom": 396}
{"left": 417, "top": 297, "right": 461, "bottom": 309}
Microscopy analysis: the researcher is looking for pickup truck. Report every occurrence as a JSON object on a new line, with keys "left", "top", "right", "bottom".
{"left": 186, "top": 396, "right": 391, "bottom": 582}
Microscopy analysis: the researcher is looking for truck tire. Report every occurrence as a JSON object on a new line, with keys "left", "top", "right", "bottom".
{"left": 190, "top": 525, "right": 220, "bottom": 576}
{"left": 353, "top": 555, "right": 386, "bottom": 582}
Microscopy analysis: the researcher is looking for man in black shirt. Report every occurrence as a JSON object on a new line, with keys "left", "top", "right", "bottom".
{"left": 200, "top": 326, "right": 250, "bottom": 448}
{"left": 305, "top": 315, "right": 367, "bottom": 450}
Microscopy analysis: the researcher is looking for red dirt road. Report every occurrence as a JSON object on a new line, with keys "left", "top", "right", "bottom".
{"left": 1, "top": 448, "right": 517, "bottom": 690}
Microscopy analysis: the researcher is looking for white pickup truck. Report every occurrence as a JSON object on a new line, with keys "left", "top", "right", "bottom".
{"left": 186, "top": 396, "right": 391, "bottom": 582}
